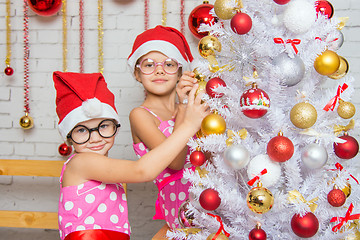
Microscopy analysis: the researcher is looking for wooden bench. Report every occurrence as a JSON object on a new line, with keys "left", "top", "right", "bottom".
{"left": 152, "top": 224, "right": 170, "bottom": 240}
{"left": 0, "top": 159, "right": 127, "bottom": 230}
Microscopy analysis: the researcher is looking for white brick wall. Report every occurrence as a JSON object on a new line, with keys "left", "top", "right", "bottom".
{"left": 0, "top": 0, "right": 359, "bottom": 239}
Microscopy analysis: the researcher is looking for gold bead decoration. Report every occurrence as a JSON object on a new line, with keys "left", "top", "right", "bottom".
{"left": 19, "top": 113, "right": 34, "bottom": 129}
{"left": 337, "top": 99, "right": 356, "bottom": 119}
{"left": 201, "top": 112, "right": 226, "bottom": 136}
{"left": 198, "top": 35, "right": 222, "bottom": 59}
{"left": 329, "top": 56, "right": 349, "bottom": 80}
{"left": 290, "top": 102, "right": 317, "bottom": 129}
{"left": 314, "top": 50, "right": 340, "bottom": 76}
{"left": 207, "top": 233, "right": 229, "bottom": 240}
{"left": 247, "top": 185, "right": 274, "bottom": 214}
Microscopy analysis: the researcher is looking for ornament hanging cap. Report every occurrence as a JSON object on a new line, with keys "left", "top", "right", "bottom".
{"left": 127, "top": 25, "right": 193, "bottom": 71}
{"left": 53, "top": 71, "right": 120, "bottom": 140}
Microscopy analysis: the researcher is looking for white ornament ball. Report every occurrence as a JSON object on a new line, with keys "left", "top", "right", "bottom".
{"left": 301, "top": 143, "right": 328, "bottom": 169}
{"left": 283, "top": 0, "right": 316, "bottom": 33}
{"left": 273, "top": 52, "right": 305, "bottom": 86}
{"left": 247, "top": 154, "right": 281, "bottom": 187}
{"left": 329, "top": 30, "right": 344, "bottom": 51}
{"left": 224, "top": 144, "right": 250, "bottom": 170}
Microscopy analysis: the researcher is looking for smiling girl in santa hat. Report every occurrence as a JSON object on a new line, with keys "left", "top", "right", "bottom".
{"left": 53, "top": 71, "right": 208, "bottom": 240}
{"left": 128, "top": 25, "right": 199, "bottom": 229}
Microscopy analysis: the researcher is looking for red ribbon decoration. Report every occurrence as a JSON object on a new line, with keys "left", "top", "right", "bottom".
{"left": 206, "top": 213, "right": 230, "bottom": 239}
{"left": 274, "top": 38, "right": 301, "bottom": 54}
{"left": 329, "top": 162, "right": 359, "bottom": 184}
{"left": 330, "top": 203, "right": 360, "bottom": 232}
{"left": 247, "top": 169, "right": 267, "bottom": 186}
{"left": 323, "top": 83, "right": 348, "bottom": 111}
{"left": 315, "top": 37, "right": 339, "bottom": 42}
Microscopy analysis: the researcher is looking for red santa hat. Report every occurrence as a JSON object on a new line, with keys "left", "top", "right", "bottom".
{"left": 53, "top": 71, "right": 120, "bottom": 140}
{"left": 127, "top": 25, "right": 194, "bottom": 71}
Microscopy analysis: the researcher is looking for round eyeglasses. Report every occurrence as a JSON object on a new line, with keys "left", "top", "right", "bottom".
{"left": 67, "top": 119, "right": 120, "bottom": 145}
{"left": 136, "top": 58, "right": 182, "bottom": 75}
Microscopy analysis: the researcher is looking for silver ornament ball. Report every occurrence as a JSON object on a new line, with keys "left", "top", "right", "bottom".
{"left": 224, "top": 144, "right": 250, "bottom": 170}
{"left": 301, "top": 143, "right": 328, "bottom": 169}
{"left": 329, "top": 30, "right": 344, "bottom": 51}
{"left": 273, "top": 53, "right": 305, "bottom": 87}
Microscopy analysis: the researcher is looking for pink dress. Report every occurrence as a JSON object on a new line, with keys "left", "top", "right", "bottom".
{"left": 132, "top": 106, "right": 193, "bottom": 229}
{"left": 58, "top": 155, "right": 130, "bottom": 240}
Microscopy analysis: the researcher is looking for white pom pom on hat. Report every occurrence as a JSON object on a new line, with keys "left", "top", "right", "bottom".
{"left": 53, "top": 71, "right": 120, "bottom": 140}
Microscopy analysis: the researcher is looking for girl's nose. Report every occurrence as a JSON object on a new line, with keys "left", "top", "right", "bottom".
{"left": 89, "top": 130, "right": 102, "bottom": 143}
{"left": 154, "top": 64, "right": 165, "bottom": 75}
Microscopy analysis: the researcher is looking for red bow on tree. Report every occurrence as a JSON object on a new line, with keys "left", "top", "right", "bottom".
{"left": 330, "top": 203, "right": 360, "bottom": 232}
{"left": 207, "top": 213, "right": 230, "bottom": 239}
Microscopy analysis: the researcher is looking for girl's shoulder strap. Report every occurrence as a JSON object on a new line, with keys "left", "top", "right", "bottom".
{"left": 59, "top": 154, "right": 76, "bottom": 184}
{"left": 139, "top": 106, "right": 163, "bottom": 121}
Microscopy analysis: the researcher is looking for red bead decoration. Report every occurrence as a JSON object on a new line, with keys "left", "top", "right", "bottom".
{"left": 188, "top": 2, "right": 218, "bottom": 39}
{"left": 240, "top": 83, "right": 270, "bottom": 119}
{"left": 190, "top": 150, "right": 206, "bottom": 167}
{"left": 315, "top": 0, "right": 334, "bottom": 19}
{"left": 58, "top": 143, "right": 72, "bottom": 156}
{"left": 206, "top": 77, "right": 226, "bottom": 98}
{"left": 249, "top": 226, "right": 267, "bottom": 240}
{"left": 291, "top": 212, "right": 319, "bottom": 238}
{"left": 27, "top": 0, "right": 62, "bottom": 17}
{"left": 267, "top": 134, "right": 294, "bottom": 162}
{"left": 273, "top": 0, "right": 291, "bottom": 5}
{"left": 199, "top": 188, "right": 221, "bottom": 211}
{"left": 327, "top": 189, "right": 346, "bottom": 207}
{"left": 230, "top": 12, "right": 252, "bottom": 35}
{"left": 333, "top": 134, "right": 359, "bottom": 159}
{"left": 4, "top": 66, "right": 14, "bottom": 76}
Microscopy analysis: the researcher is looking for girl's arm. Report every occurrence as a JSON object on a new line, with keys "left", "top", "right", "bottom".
{"left": 129, "top": 71, "right": 197, "bottom": 170}
{"left": 66, "top": 85, "right": 209, "bottom": 184}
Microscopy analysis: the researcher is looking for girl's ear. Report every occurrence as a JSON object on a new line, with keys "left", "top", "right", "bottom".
{"left": 134, "top": 69, "right": 142, "bottom": 83}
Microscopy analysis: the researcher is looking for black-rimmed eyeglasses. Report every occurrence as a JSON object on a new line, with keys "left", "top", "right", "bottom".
{"left": 67, "top": 119, "right": 120, "bottom": 145}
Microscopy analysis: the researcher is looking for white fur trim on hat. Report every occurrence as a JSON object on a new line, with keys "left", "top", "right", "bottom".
{"left": 127, "top": 40, "right": 190, "bottom": 72}
{"left": 58, "top": 99, "right": 120, "bottom": 140}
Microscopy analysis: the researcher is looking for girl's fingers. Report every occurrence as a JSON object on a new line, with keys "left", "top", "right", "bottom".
{"left": 187, "top": 84, "right": 198, "bottom": 104}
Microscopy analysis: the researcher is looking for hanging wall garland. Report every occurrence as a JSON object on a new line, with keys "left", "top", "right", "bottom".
{"left": 19, "top": 0, "right": 34, "bottom": 130}
{"left": 79, "top": 0, "right": 84, "bottom": 73}
{"left": 4, "top": 0, "right": 13, "bottom": 76}
{"left": 180, "top": 0, "right": 185, "bottom": 34}
{"left": 62, "top": 0, "right": 67, "bottom": 72}
{"left": 98, "top": 0, "right": 104, "bottom": 73}
{"left": 162, "top": 0, "right": 167, "bottom": 26}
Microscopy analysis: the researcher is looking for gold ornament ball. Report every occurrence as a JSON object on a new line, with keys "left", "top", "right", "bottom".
{"left": 329, "top": 56, "right": 349, "bottom": 80}
{"left": 201, "top": 113, "right": 226, "bottom": 136}
{"left": 214, "top": 0, "right": 238, "bottom": 20}
{"left": 19, "top": 114, "right": 34, "bottom": 129}
{"left": 198, "top": 35, "right": 222, "bottom": 59}
{"left": 314, "top": 50, "right": 340, "bottom": 76}
{"left": 342, "top": 183, "right": 352, "bottom": 198}
{"left": 290, "top": 102, "right": 317, "bottom": 129}
{"left": 246, "top": 186, "right": 274, "bottom": 214}
{"left": 337, "top": 100, "right": 356, "bottom": 119}
{"left": 207, "top": 233, "right": 229, "bottom": 240}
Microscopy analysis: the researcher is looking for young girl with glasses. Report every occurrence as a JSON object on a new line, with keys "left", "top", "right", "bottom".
{"left": 127, "top": 25, "right": 199, "bottom": 229}
{"left": 53, "top": 71, "right": 209, "bottom": 240}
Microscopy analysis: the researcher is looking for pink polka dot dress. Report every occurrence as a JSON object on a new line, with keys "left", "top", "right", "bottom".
{"left": 133, "top": 107, "right": 192, "bottom": 229}
{"left": 58, "top": 155, "right": 130, "bottom": 240}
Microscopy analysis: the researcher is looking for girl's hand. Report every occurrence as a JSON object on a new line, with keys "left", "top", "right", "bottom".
{"left": 182, "top": 84, "right": 210, "bottom": 132}
{"left": 176, "top": 71, "right": 197, "bottom": 104}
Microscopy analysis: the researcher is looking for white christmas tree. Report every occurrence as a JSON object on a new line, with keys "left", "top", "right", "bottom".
{"left": 168, "top": 0, "right": 360, "bottom": 239}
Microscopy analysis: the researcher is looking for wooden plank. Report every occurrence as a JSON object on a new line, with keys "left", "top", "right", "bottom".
{"left": 0, "top": 210, "right": 58, "bottom": 229}
{"left": 152, "top": 224, "right": 170, "bottom": 240}
{"left": 0, "top": 159, "right": 64, "bottom": 177}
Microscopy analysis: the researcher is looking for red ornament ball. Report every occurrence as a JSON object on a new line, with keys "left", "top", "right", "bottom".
{"left": 273, "top": 0, "right": 291, "bottom": 5}
{"left": 249, "top": 227, "right": 267, "bottom": 240}
{"left": 230, "top": 12, "right": 252, "bottom": 35}
{"left": 58, "top": 143, "right": 72, "bottom": 156}
{"left": 240, "top": 84, "right": 270, "bottom": 119}
{"left": 27, "top": 0, "right": 62, "bottom": 17}
{"left": 291, "top": 212, "right": 319, "bottom": 238}
{"left": 267, "top": 135, "right": 294, "bottom": 162}
{"left": 315, "top": 0, "right": 334, "bottom": 19}
{"left": 199, "top": 188, "right": 221, "bottom": 211}
{"left": 4, "top": 66, "right": 14, "bottom": 76}
{"left": 188, "top": 3, "right": 218, "bottom": 39}
{"left": 333, "top": 134, "right": 359, "bottom": 159}
{"left": 190, "top": 150, "right": 206, "bottom": 167}
{"left": 327, "top": 189, "right": 346, "bottom": 207}
{"left": 206, "top": 77, "right": 226, "bottom": 98}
